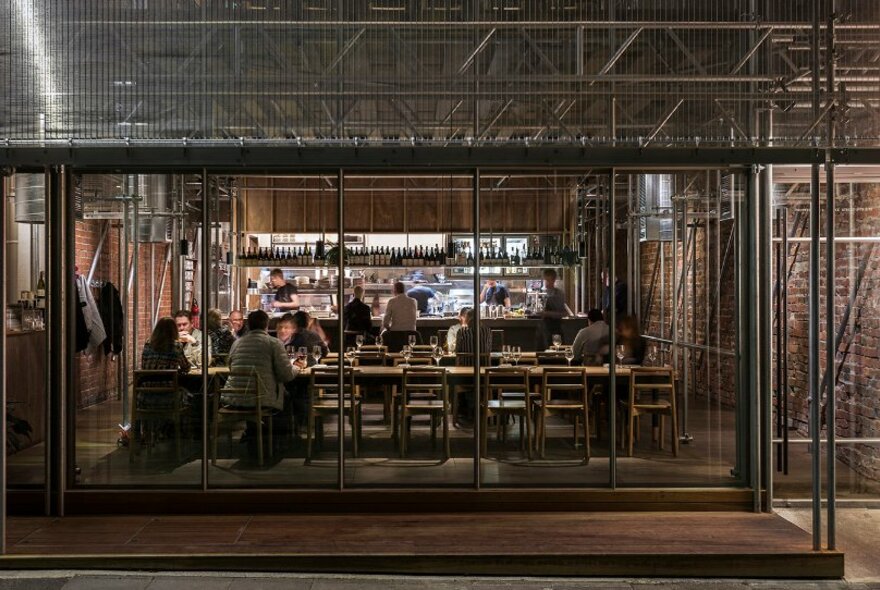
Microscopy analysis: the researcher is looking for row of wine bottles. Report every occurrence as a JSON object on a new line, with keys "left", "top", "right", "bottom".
{"left": 238, "top": 244, "right": 575, "bottom": 267}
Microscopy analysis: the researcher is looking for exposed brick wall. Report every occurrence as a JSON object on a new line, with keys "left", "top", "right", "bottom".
{"left": 74, "top": 220, "right": 173, "bottom": 409}
{"left": 782, "top": 184, "right": 880, "bottom": 483}
{"left": 638, "top": 218, "right": 739, "bottom": 408}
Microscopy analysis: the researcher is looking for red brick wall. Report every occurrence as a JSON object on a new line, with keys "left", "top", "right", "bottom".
{"left": 638, "top": 219, "right": 739, "bottom": 408}
{"left": 781, "top": 184, "right": 880, "bottom": 483}
{"left": 74, "top": 220, "right": 173, "bottom": 409}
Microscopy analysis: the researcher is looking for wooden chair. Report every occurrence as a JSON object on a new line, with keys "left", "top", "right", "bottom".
{"left": 399, "top": 366, "right": 450, "bottom": 460}
{"left": 452, "top": 352, "right": 491, "bottom": 426}
{"left": 214, "top": 367, "right": 275, "bottom": 466}
{"left": 536, "top": 352, "right": 569, "bottom": 366}
{"left": 481, "top": 366, "right": 532, "bottom": 459}
{"left": 618, "top": 367, "right": 678, "bottom": 457}
{"left": 392, "top": 356, "right": 434, "bottom": 367}
{"left": 535, "top": 367, "right": 590, "bottom": 463}
{"left": 131, "top": 370, "right": 189, "bottom": 463}
{"left": 307, "top": 367, "right": 361, "bottom": 462}
{"left": 354, "top": 347, "right": 391, "bottom": 423}
{"left": 411, "top": 344, "right": 436, "bottom": 356}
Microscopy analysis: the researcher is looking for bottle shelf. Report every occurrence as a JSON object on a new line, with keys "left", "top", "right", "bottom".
{"left": 235, "top": 263, "right": 563, "bottom": 269}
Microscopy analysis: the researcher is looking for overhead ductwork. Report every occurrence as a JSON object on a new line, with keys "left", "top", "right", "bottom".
{"left": 13, "top": 173, "right": 46, "bottom": 224}
{"left": 129, "top": 174, "right": 172, "bottom": 243}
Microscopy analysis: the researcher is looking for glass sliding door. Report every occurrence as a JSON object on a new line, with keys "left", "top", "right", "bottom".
{"left": 343, "top": 173, "right": 475, "bottom": 487}
{"left": 73, "top": 173, "right": 201, "bottom": 487}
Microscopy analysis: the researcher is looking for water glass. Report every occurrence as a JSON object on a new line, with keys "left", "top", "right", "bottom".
{"left": 312, "top": 345, "right": 323, "bottom": 366}
{"left": 355, "top": 334, "right": 365, "bottom": 350}
{"left": 430, "top": 335, "right": 439, "bottom": 348}
{"left": 616, "top": 345, "right": 626, "bottom": 365}
{"left": 564, "top": 346, "right": 574, "bottom": 366}
{"left": 432, "top": 346, "right": 443, "bottom": 366}
{"left": 512, "top": 346, "right": 521, "bottom": 366}
{"left": 345, "top": 346, "right": 357, "bottom": 365}
{"left": 402, "top": 345, "right": 412, "bottom": 366}
{"left": 501, "top": 345, "right": 511, "bottom": 366}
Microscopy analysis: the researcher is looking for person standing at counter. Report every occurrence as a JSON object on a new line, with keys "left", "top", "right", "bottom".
{"left": 382, "top": 282, "right": 418, "bottom": 332}
{"left": 406, "top": 282, "right": 436, "bottom": 314}
{"left": 344, "top": 285, "right": 373, "bottom": 335}
{"left": 268, "top": 269, "right": 300, "bottom": 311}
{"left": 480, "top": 279, "right": 511, "bottom": 307}
{"left": 540, "top": 268, "right": 566, "bottom": 348}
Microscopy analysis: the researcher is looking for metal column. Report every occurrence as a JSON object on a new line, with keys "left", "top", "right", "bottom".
{"left": 201, "top": 172, "right": 210, "bottom": 491}
{"left": 0, "top": 173, "right": 7, "bottom": 552}
{"left": 337, "top": 169, "right": 345, "bottom": 490}
{"left": 608, "top": 171, "right": 617, "bottom": 488}
{"left": 473, "top": 168, "right": 482, "bottom": 489}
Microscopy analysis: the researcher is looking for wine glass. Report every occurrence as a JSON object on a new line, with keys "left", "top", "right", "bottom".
{"left": 312, "top": 345, "right": 323, "bottom": 366}
{"left": 430, "top": 335, "right": 439, "bottom": 349}
{"left": 408, "top": 334, "right": 417, "bottom": 348}
{"left": 512, "top": 346, "right": 521, "bottom": 366}
{"left": 501, "top": 345, "right": 511, "bottom": 366}
{"left": 616, "top": 345, "right": 626, "bottom": 365}
{"left": 552, "top": 334, "right": 562, "bottom": 350}
{"left": 376, "top": 333, "right": 383, "bottom": 348}
{"left": 432, "top": 345, "right": 443, "bottom": 366}
{"left": 564, "top": 346, "right": 574, "bottom": 367}
{"left": 355, "top": 334, "right": 365, "bottom": 351}
{"left": 345, "top": 346, "right": 356, "bottom": 366}
{"left": 402, "top": 345, "right": 412, "bottom": 367}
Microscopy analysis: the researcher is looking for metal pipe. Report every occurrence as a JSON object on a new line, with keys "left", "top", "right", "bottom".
{"left": 772, "top": 236, "right": 880, "bottom": 243}
{"left": 473, "top": 168, "right": 481, "bottom": 489}
{"left": 154, "top": 246, "right": 172, "bottom": 323}
{"left": 121, "top": 190, "right": 130, "bottom": 425}
{"left": 0, "top": 173, "right": 7, "bottom": 553}
{"left": 809, "top": 0, "right": 823, "bottom": 552}
{"left": 782, "top": 207, "right": 790, "bottom": 475}
{"left": 132, "top": 179, "right": 140, "bottom": 373}
{"left": 825, "top": 0, "right": 837, "bottom": 550}
{"left": 201, "top": 171, "right": 210, "bottom": 492}
{"left": 150, "top": 244, "right": 156, "bottom": 327}
{"left": 338, "top": 168, "right": 345, "bottom": 490}
{"left": 609, "top": 171, "right": 617, "bottom": 489}
{"left": 776, "top": 438, "right": 880, "bottom": 445}
{"left": 85, "top": 221, "right": 110, "bottom": 285}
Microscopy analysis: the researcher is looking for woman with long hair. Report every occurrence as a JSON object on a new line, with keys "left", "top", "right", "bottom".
{"left": 139, "top": 317, "right": 191, "bottom": 409}
{"left": 616, "top": 315, "right": 646, "bottom": 365}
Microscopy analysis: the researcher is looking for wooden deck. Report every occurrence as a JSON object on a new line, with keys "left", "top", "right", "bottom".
{"left": 1, "top": 511, "right": 843, "bottom": 578}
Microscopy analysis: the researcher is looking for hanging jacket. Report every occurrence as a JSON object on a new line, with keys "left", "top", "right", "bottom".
{"left": 77, "top": 275, "right": 107, "bottom": 355}
{"left": 75, "top": 276, "right": 89, "bottom": 353}
{"left": 98, "top": 282, "right": 124, "bottom": 355}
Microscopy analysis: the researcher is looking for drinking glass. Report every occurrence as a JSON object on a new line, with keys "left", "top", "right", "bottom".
{"left": 564, "top": 346, "right": 574, "bottom": 366}
{"left": 552, "top": 334, "right": 562, "bottom": 350}
{"left": 512, "top": 346, "right": 522, "bottom": 366}
{"left": 402, "top": 345, "right": 412, "bottom": 366}
{"left": 501, "top": 345, "right": 511, "bottom": 366}
{"left": 297, "top": 346, "right": 308, "bottom": 365}
{"left": 616, "top": 345, "right": 625, "bottom": 365}
{"left": 345, "top": 347, "right": 357, "bottom": 365}
{"left": 312, "top": 345, "right": 323, "bottom": 366}
{"left": 355, "top": 334, "right": 365, "bottom": 351}
{"left": 430, "top": 335, "right": 439, "bottom": 348}
{"left": 432, "top": 346, "right": 443, "bottom": 366}
{"left": 408, "top": 334, "right": 417, "bottom": 348}
{"left": 647, "top": 344, "right": 658, "bottom": 365}
{"left": 375, "top": 333, "right": 383, "bottom": 348}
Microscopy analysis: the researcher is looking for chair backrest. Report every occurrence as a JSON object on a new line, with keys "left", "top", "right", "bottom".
{"left": 455, "top": 352, "right": 492, "bottom": 367}
{"left": 354, "top": 351, "right": 387, "bottom": 366}
{"left": 490, "top": 329, "right": 504, "bottom": 352}
{"left": 536, "top": 352, "right": 569, "bottom": 366}
{"left": 401, "top": 366, "right": 447, "bottom": 406}
{"left": 309, "top": 366, "right": 355, "bottom": 402}
{"left": 133, "top": 370, "right": 181, "bottom": 410}
{"left": 219, "top": 366, "right": 265, "bottom": 412}
{"left": 392, "top": 356, "right": 434, "bottom": 367}
{"left": 411, "top": 344, "right": 435, "bottom": 356}
{"left": 382, "top": 330, "right": 421, "bottom": 352}
{"left": 540, "top": 367, "right": 588, "bottom": 404}
{"left": 482, "top": 366, "right": 530, "bottom": 404}
{"left": 629, "top": 367, "right": 675, "bottom": 407}
{"left": 359, "top": 345, "right": 387, "bottom": 355}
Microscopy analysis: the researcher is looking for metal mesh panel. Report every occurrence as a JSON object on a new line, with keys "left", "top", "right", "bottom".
{"left": 0, "top": 1, "right": 877, "bottom": 146}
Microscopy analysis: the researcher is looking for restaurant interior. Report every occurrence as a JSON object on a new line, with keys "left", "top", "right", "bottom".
{"left": 5, "top": 166, "right": 876, "bottom": 501}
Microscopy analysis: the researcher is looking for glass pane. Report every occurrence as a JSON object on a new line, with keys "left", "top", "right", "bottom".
{"left": 208, "top": 175, "right": 338, "bottom": 487}
{"left": 74, "top": 174, "right": 202, "bottom": 486}
{"left": 477, "top": 171, "right": 609, "bottom": 487}
{"left": 617, "top": 171, "right": 743, "bottom": 486}
{"left": 343, "top": 173, "right": 475, "bottom": 487}
{"left": 5, "top": 173, "right": 48, "bottom": 487}
{"left": 773, "top": 174, "right": 880, "bottom": 501}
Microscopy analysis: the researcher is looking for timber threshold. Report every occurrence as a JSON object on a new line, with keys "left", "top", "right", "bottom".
{"left": 2, "top": 512, "right": 842, "bottom": 578}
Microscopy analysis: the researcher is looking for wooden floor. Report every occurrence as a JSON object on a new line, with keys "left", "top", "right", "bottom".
{"left": 1, "top": 512, "right": 843, "bottom": 578}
